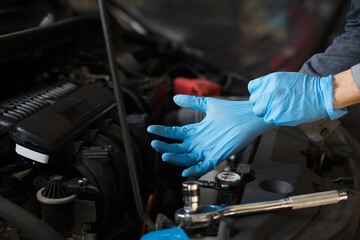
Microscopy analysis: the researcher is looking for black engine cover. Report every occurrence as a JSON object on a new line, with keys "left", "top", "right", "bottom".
{"left": 9, "top": 84, "right": 115, "bottom": 154}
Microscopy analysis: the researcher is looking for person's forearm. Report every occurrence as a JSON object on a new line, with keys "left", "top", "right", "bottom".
{"left": 332, "top": 69, "right": 360, "bottom": 109}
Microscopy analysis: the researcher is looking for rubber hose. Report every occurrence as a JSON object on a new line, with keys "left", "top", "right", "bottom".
{"left": 0, "top": 195, "right": 64, "bottom": 240}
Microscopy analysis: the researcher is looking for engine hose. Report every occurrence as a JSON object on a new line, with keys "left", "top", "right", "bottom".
{"left": 121, "top": 85, "right": 146, "bottom": 113}
{"left": 98, "top": 0, "right": 155, "bottom": 229}
{"left": 0, "top": 195, "right": 64, "bottom": 240}
{"left": 107, "top": 81, "right": 147, "bottom": 113}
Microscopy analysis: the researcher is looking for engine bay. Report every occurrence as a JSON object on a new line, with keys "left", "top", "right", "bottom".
{"left": 0, "top": 12, "right": 360, "bottom": 240}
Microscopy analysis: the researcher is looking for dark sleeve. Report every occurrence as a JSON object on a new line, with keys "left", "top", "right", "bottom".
{"left": 351, "top": 63, "right": 360, "bottom": 89}
{"left": 300, "top": 0, "right": 360, "bottom": 76}
{"left": 299, "top": 0, "right": 360, "bottom": 141}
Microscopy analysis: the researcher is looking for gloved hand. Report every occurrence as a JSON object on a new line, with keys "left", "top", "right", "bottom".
{"left": 147, "top": 95, "right": 274, "bottom": 177}
{"left": 248, "top": 72, "right": 347, "bottom": 126}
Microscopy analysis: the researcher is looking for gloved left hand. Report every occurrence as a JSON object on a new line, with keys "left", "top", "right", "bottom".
{"left": 147, "top": 95, "right": 274, "bottom": 177}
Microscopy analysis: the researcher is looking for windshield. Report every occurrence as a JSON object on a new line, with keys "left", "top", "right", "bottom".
{"left": 0, "top": 0, "right": 73, "bottom": 35}
{"left": 1, "top": 0, "right": 346, "bottom": 76}
{"left": 115, "top": 0, "right": 346, "bottom": 76}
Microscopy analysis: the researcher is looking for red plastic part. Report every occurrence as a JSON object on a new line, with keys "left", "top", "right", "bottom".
{"left": 173, "top": 77, "right": 222, "bottom": 97}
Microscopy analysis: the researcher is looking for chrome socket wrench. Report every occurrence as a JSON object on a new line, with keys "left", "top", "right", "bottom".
{"left": 176, "top": 188, "right": 348, "bottom": 229}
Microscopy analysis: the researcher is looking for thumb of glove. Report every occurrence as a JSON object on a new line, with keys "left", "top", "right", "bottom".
{"left": 173, "top": 95, "right": 209, "bottom": 112}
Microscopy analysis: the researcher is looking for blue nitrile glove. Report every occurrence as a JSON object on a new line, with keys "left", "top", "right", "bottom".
{"left": 147, "top": 95, "right": 274, "bottom": 177}
{"left": 248, "top": 72, "right": 347, "bottom": 126}
{"left": 141, "top": 228, "right": 189, "bottom": 240}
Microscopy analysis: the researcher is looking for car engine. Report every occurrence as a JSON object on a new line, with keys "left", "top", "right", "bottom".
{"left": 0, "top": 1, "right": 360, "bottom": 240}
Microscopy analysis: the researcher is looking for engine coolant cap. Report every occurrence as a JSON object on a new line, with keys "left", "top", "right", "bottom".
{"left": 216, "top": 171, "right": 241, "bottom": 189}
{"left": 141, "top": 228, "right": 190, "bottom": 240}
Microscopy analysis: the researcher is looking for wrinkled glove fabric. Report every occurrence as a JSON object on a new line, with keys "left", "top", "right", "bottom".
{"left": 248, "top": 72, "right": 347, "bottom": 126}
{"left": 147, "top": 95, "right": 274, "bottom": 177}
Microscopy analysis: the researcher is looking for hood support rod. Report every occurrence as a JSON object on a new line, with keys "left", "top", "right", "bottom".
{"left": 98, "top": 0, "right": 155, "bottom": 230}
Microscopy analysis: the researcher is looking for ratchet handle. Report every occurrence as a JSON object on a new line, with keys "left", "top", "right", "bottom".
{"left": 289, "top": 189, "right": 348, "bottom": 210}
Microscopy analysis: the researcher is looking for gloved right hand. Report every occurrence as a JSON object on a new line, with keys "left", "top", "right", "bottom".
{"left": 248, "top": 72, "right": 347, "bottom": 126}
{"left": 147, "top": 95, "right": 274, "bottom": 177}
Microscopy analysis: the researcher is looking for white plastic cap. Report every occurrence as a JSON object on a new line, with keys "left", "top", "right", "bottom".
{"left": 15, "top": 144, "right": 49, "bottom": 164}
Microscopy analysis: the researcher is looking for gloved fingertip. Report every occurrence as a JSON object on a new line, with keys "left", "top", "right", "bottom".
{"left": 173, "top": 94, "right": 196, "bottom": 105}
{"left": 150, "top": 140, "right": 158, "bottom": 148}
{"left": 181, "top": 169, "right": 191, "bottom": 177}
{"left": 173, "top": 94, "right": 183, "bottom": 102}
{"left": 249, "top": 92, "right": 256, "bottom": 105}
{"left": 173, "top": 94, "right": 208, "bottom": 112}
{"left": 253, "top": 103, "right": 266, "bottom": 117}
{"left": 162, "top": 153, "right": 170, "bottom": 162}
{"left": 248, "top": 77, "right": 260, "bottom": 94}
{"left": 147, "top": 125, "right": 156, "bottom": 133}
{"left": 182, "top": 167, "right": 202, "bottom": 178}
{"left": 247, "top": 81, "right": 255, "bottom": 94}
{"left": 173, "top": 94, "right": 190, "bottom": 103}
